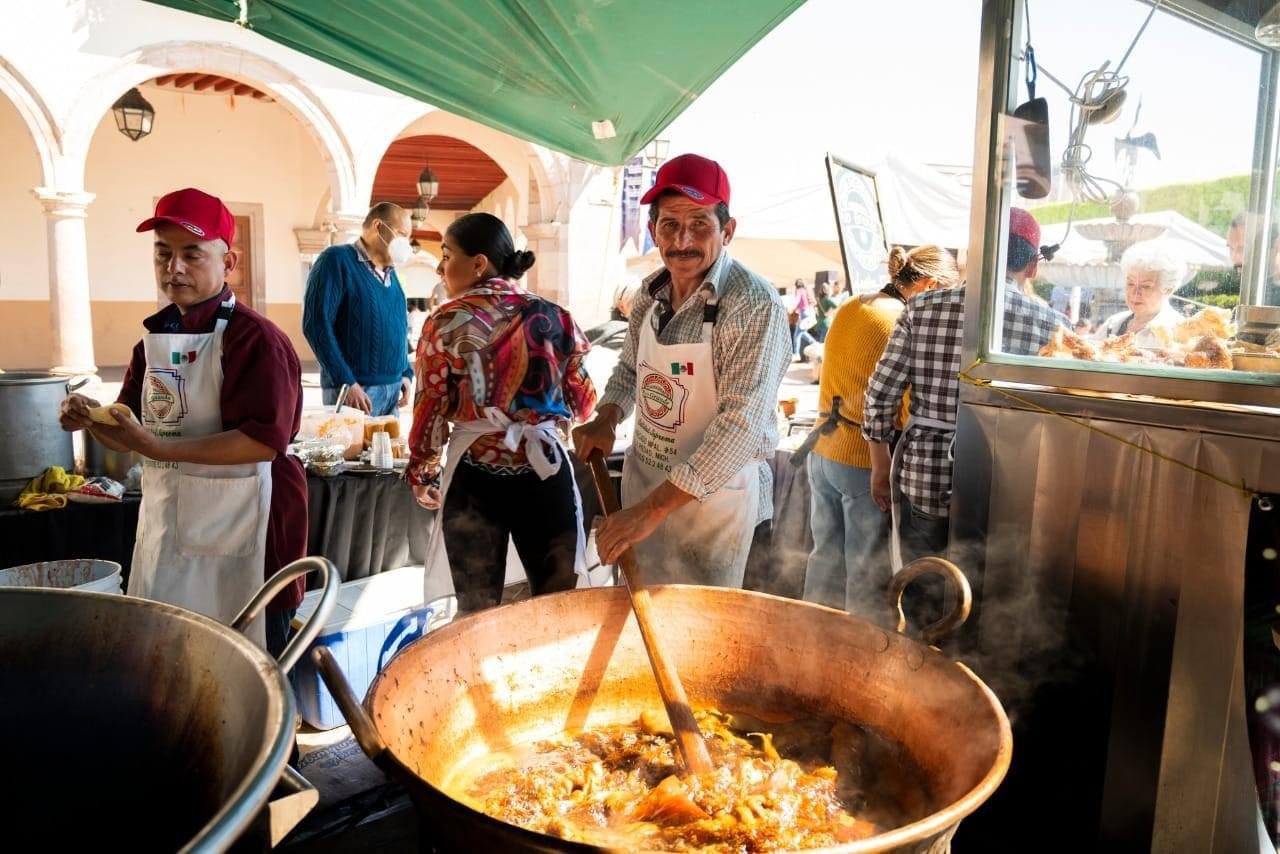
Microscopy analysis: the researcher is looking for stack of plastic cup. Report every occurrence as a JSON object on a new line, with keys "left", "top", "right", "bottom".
{"left": 371, "top": 430, "right": 394, "bottom": 470}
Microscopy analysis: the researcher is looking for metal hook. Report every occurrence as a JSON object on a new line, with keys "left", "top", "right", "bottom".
{"left": 1025, "top": 45, "right": 1038, "bottom": 100}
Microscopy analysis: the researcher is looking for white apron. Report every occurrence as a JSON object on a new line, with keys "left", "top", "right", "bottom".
{"left": 622, "top": 294, "right": 758, "bottom": 587}
{"left": 421, "top": 408, "right": 589, "bottom": 603}
{"left": 888, "top": 415, "right": 955, "bottom": 573}
{"left": 129, "top": 294, "right": 272, "bottom": 648}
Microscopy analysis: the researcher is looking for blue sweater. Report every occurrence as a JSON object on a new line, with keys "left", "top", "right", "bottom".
{"left": 303, "top": 243, "right": 412, "bottom": 388}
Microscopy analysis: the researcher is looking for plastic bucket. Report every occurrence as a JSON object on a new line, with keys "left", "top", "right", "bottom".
{"left": 0, "top": 559, "right": 123, "bottom": 594}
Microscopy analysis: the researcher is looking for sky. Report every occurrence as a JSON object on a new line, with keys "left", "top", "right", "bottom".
{"left": 660, "top": 0, "right": 1263, "bottom": 240}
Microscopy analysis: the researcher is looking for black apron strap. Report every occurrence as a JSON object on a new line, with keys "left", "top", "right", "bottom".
{"left": 790, "top": 396, "right": 860, "bottom": 467}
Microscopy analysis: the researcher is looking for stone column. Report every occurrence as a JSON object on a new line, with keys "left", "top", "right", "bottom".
{"left": 523, "top": 222, "right": 564, "bottom": 304}
{"left": 33, "top": 188, "right": 97, "bottom": 374}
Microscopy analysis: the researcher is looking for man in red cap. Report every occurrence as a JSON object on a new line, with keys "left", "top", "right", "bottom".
{"left": 862, "top": 206, "right": 1065, "bottom": 575}
{"left": 58, "top": 187, "right": 306, "bottom": 654}
{"left": 574, "top": 153, "right": 791, "bottom": 587}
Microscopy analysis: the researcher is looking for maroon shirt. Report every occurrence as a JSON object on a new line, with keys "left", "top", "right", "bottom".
{"left": 118, "top": 286, "right": 306, "bottom": 611}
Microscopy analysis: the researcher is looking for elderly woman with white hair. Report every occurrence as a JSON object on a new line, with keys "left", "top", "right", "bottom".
{"left": 1099, "top": 240, "right": 1187, "bottom": 347}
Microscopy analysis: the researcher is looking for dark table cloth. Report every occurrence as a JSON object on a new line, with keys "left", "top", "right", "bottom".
{"left": 305, "top": 470, "right": 432, "bottom": 583}
{"left": 306, "top": 456, "right": 604, "bottom": 584}
{"left": 0, "top": 497, "right": 142, "bottom": 580}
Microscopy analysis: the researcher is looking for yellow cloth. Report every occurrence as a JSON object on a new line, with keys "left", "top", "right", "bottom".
{"left": 15, "top": 466, "right": 85, "bottom": 512}
{"left": 813, "top": 296, "right": 910, "bottom": 469}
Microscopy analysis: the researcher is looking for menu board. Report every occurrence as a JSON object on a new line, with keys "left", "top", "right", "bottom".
{"left": 825, "top": 155, "right": 889, "bottom": 293}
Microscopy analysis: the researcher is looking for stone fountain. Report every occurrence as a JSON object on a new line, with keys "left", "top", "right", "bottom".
{"left": 1072, "top": 189, "right": 1168, "bottom": 262}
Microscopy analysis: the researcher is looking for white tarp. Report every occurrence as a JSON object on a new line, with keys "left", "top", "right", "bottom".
{"left": 873, "top": 154, "right": 972, "bottom": 249}
{"left": 733, "top": 155, "right": 971, "bottom": 247}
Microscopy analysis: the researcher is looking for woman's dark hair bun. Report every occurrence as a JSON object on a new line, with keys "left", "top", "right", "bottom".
{"left": 503, "top": 249, "right": 536, "bottom": 278}
{"left": 446, "top": 212, "right": 535, "bottom": 279}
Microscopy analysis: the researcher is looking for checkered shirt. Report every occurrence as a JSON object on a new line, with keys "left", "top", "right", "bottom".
{"left": 600, "top": 250, "right": 792, "bottom": 524}
{"left": 862, "top": 283, "right": 1065, "bottom": 517}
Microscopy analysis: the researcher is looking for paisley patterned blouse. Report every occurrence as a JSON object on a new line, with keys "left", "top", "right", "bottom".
{"left": 406, "top": 278, "right": 596, "bottom": 484}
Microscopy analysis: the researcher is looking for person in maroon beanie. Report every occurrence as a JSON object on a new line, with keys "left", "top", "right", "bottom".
{"left": 59, "top": 187, "right": 306, "bottom": 655}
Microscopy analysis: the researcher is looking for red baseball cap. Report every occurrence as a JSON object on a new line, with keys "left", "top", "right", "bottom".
{"left": 136, "top": 187, "right": 235, "bottom": 246}
{"left": 640, "top": 153, "right": 731, "bottom": 208}
{"left": 1009, "top": 207, "right": 1041, "bottom": 249}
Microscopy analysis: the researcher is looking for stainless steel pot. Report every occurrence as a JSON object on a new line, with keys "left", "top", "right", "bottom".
{"left": 319, "top": 559, "right": 1012, "bottom": 853}
{"left": 0, "top": 371, "right": 86, "bottom": 502}
{"left": 84, "top": 430, "right": 142, "bottom": 482}
{"left": 0, "top": 556, "right": 340, "bottom": 852}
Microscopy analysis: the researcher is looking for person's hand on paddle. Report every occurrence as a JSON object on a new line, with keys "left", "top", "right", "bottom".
{"left": 595, "top": 503, "right": 665, "bottom": 566}
{"left": 572, "top": 404, "right": 622, "bottom": 461}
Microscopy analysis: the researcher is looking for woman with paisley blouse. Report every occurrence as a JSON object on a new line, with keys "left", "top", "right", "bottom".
{"left": 406, "top": 213, "right": 596, "bottom": 612}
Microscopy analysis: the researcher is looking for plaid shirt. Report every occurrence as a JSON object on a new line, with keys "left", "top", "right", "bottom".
{"left": 863, "top": 283, "right": 1064, "bottom": 517}
{"left": 601, "top": 250, "right": 792, "bottom": 524}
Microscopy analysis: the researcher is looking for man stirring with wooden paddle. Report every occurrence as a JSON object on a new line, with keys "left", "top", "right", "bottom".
{"left": 574, "top": 154, "right": 791, "bottom": 586}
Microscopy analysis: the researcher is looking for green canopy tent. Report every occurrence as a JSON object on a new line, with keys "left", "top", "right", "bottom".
{"left": 142, "top": 0, "right": 807, "bottom": 165}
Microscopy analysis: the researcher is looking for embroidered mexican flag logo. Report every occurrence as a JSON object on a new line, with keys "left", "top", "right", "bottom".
{"left": 170, "top": 350, "right": 198, "bottom": 365}
{"left": 670, "top": 361, "right": 694, "bottom": 376}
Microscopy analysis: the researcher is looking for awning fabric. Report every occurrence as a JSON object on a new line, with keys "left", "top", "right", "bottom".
{"left": 142, "top": 0, "right": 806, "bottom": 165}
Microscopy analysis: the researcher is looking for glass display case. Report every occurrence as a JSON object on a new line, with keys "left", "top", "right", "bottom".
{"left": 965, "top": 0, "right": 1280, "bottom": 407}
{"left": 953, "top": 2, "right": 1280, "bottom": 850}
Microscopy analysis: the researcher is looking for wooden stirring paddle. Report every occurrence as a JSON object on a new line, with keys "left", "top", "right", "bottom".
{"left": 585, "top": 453, "right": 714, "bottom": 775}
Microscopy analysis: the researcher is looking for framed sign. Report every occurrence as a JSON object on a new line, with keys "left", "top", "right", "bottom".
{"left": 825, "top": 154, "right": 889, "bottom": 293}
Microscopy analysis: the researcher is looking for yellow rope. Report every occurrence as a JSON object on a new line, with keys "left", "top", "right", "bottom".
{"left": 957, "top": 360, "right": 1258, "bottom": 501}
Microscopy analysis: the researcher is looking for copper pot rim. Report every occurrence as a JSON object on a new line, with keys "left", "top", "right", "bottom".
{"left": 366, "top": 585, "right": 1014, "bottom": 853}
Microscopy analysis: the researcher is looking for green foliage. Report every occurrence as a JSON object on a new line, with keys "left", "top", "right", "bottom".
{"left": 1031, "top": 175, "right": 1252, "bottom": 236}
{"left": 1198, "top": 293, "right": 1241, "bottom": 309}
{"left": 1179, "top": 268, "right": 1241, "bottom": 297}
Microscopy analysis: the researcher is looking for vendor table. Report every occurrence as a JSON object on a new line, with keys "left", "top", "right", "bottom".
{"left": 306, "top": 456, "right": 605, "bottom": 583}
{"left": 305, "top": 470, "right": 430, "bottom": 582}
{"left": 0, "top": 496, "right": 142, "bottom": 574}
{"left": 0, "top": 456, "right": 794, "bottom": 590}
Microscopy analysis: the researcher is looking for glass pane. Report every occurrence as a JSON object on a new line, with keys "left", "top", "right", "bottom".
{"left": 989, "top": 0, "right": 1275, "bottom": 377}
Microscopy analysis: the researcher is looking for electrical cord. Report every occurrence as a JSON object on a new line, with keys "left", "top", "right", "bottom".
{"left": 1019, "top": 0, "right": 1164, "bottom": 251}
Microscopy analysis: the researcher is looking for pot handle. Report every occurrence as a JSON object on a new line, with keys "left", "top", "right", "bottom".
{"left": 65, "top": 376, "right": 91, "bottom": 395}
{"left": 313, "top": 645, "right": 388, "bottom": 762}
{"left": 889, "top": 556, "right": 972, "bottom": 646}
{"left": 265, "top": 765, "right": 319, "bottom": 847}
{"left": 232, "top": 556, "right": 339, "bottom": 675}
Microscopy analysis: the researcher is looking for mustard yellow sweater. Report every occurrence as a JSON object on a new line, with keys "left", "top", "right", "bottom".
{"left": 813, "top": 295, "right": 909, "bottom": 469}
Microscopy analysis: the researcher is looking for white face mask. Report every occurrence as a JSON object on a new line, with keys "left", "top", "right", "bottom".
{"left": 386, "top": 235, "right": 413, "bottom": 266}
{"left": 378, "top": 221, "right": 414, "bottom": 266}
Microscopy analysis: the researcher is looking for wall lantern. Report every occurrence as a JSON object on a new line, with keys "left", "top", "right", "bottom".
{"left": 112, "top": 87, "right": 155, "bottom": 141}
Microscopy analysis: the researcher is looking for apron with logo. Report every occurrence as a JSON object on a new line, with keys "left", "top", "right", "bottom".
{"left": 421, "top": 409, "right": 591, "bottom": 603}
{"left": 129, "top": 294, "right": 272, "bottom": 648}
{"left": 888, "top": 415, "right": 955, "bottom": 573}
{"left": 622, "top": 293, "right": 759, "bottom": 587}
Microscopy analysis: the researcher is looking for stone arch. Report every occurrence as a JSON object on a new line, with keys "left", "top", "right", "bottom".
{"left": 60, "top": 41, "right": 358, "bottom": 211}
{"left": 358, "top": 107, "right": 566, "bottom": 230}
{"left": 0, "top": 57, "right": 60, "bottom": 185}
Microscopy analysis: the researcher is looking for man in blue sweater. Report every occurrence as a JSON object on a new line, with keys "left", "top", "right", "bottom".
{"left": 303, "top": 202, "right": 414, "bottom": 415}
